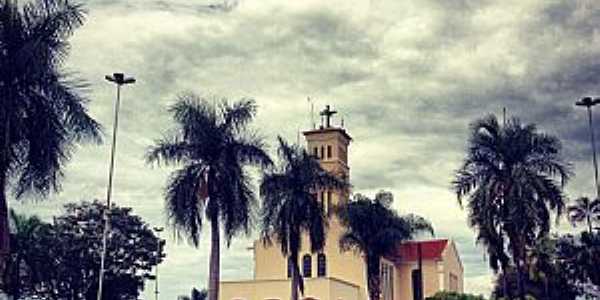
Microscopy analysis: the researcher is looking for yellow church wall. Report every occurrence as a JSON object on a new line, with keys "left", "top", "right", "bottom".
{"left": 252, "top": 216, "right": 368, "bottom": 300}
{"left": 394, "top": 260, "right": 441, "bottom": 300}
{"left": 392, "top": 241, "right": 464, "bottom": 300}
{"left": 220, "top": 277, "right": 361, "bottom": 300}
{"left": 441, "top": 241, "right": 464, "bottom": 293}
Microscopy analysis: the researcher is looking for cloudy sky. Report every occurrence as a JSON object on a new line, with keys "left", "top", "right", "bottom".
{"left": 11, "top": 0, "right": 600, "bottom": 298}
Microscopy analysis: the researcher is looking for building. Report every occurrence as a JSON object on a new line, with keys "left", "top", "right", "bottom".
{"left": 220, "top": 106, "right": 463, "bottom": 300}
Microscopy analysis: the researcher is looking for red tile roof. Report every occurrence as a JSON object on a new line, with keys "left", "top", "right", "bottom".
{"left": 391, "top": 239, "right": 448, "bottom": 262}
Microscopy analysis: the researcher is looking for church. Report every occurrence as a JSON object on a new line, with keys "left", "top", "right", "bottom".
{"left": 220, "top": 106, "right": 464, "bottom": 300}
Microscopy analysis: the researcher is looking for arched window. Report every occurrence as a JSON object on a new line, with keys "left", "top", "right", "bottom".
{"left": 302, "top": 254, "right": 312, "bottom": 277}
{"left": 327, "top": 145, "right": 332, "bottom": 158}
{"left": 317, "top": 253, "right": 326, "bottom": 277}
{"left": 320, "top": 146, "right": 325, "bottom": 159}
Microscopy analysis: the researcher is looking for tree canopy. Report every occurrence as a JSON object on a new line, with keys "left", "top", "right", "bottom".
{"left": 337, "top": 190, "right": 433, "bottom": 300}
{"left": 453, "top": 115, "right": 571, "bottom": 300}
{"left": 146, "top": 93, "right": 272, "bottom": 300}
{"left": 0, "top": 0, "right": 102, "bottom": 282}
{"left": 6, "top": 201, "right": 164, "bottom": 299}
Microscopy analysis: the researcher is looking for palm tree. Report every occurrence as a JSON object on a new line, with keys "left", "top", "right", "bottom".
{"left": 192, "top": 288, "right": 208, "bottom": 300}
{"left": 453, "top": 115, "right": 571, "bottom": 300}
{"left": 0, "top": 0, "right": 101, "bottom": 283}
{"left": 337, "top": 191, "right": 433, "bottom": 300}
{"left": 146, "top": 93, "right": 271, "bottom": 300}
{"left": 260, "top": 137, "right": 346, "bottom": 300}
{"left": 567, "top": 197, "right": 600, "bottom": 233}
{"left": 6, "top": 210, "right": 50, "bottom": 298}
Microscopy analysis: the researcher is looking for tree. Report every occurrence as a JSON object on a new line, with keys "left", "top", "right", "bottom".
{"left": 337, "top": 191, "right": 434, "bottom": 300}
{"left": 178, "top": 287, "right": 207, "bottom": 300}
{"left": 453, "top": 116, "right": 571, "bottom": 300}
{"left": 491, "top": 235, "right": 579, "bottom": 300}
{"left": 192, "top": 288, "right": 208, "bottom": 300}
{"left": 6, "top": 209, "right": 52, "bottom": 298}
{"left": 425, "top": 291, "right": 487, "bottom": 300}
{"left": 7, "top": 201, "right": 164, "bottom": 299}
{"left": 557, "top": 231, "right": 600, "bottom": 289}
{"left": 260, "top": 137, "right": 346, "bottom": 300}
{"left": 0, "top": 0, "right": 102, "bottom": 283}
{"left": 146, "top": 93, "right": 272, "bottom": 300}
{"left": 567, "top": 197, "right": 600, "bottom": 234}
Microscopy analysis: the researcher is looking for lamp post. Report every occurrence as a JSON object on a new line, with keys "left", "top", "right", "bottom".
{"left": 575, "top": 96, "right": 600, "bottom": 199}
{"left": 97, "top": 73, "right": 135, "bottom": 300}
{"left": 153, "top": 226, "right": 164, "bottom": 300}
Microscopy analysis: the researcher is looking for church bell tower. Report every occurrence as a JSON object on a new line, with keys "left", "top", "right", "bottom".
{"left": 253, "top": 105, "right": 365, "bottom": 296}
{"left": 303, "top": 105, "right": 352, "bottom": 213}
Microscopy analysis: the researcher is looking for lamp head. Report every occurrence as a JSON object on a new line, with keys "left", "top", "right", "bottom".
{"left": 105, "top": 73, "right": 136, "bottom": 85}
{"left": 576, "top": 97, "right": 594, "bottom": 107}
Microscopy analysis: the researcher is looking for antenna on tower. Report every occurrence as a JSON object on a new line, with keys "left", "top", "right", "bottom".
{"left": 308, "top": 97, "right": 315, "bottom": 129}
{"left": 503, "top": 107, "right": 507, "bottom": 126}
{"left": 341, "top": 115, "right": 345, "bottom": 128}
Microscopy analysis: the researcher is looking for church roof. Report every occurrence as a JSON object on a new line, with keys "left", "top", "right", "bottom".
{"left": 393, "top": 239, "right": 449, "bottom": 262}
{"left": 303, "top": 127, "right": 352, "bottom": 141}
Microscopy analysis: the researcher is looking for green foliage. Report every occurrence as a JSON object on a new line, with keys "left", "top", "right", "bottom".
{"left": 6, "top": 201, "right": 164, "bottom": 299}
{"left": 192, "top": 288, "right": 208, "bottom": 300}
{"left": 147, "top": 93, "right": 271, "bottom": 300}
{"left": 179, "top": 288, "right": 207, "bottom": 300}
{"left": 567, "top": 197, "right": 600, "bottom": 233}
{"left": 492, "top": 235, "right": 579, "bottom": 300}
{"left": 260, "top": 137, "right": 347, "bottom": 300}
{"left": 0, "top": 0, "right": 101, "bottom": 282}
{"left": 425, "top": 291, "right": 487, "bottom": 300}
{"left": 337, "top": 190, "right": 433, "bottom": 300}
{"left": 452, "top": 115, "right": 571, "bottom": 299}
{"left": 146, "top": 94, "right": 271, "bottom": 246}
{"left": 556, "top": 231, "right": 600, "bottom": 287}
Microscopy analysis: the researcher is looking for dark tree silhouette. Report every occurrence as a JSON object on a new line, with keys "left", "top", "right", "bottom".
{"left": 192, "top": 288, "right": 208, "bottom": 300}
{"left": 6, "top": 209, "right": 51, "bottom": 298}
{"left": 146, "top": 93, "right": 271, "bottom": 300}
{"left": 0, "top": 0, "right": 101, "bottom": 283}
{"left": 453, "top": 115, "right": 571, "bottom": 300}
{"left": 567, "top": 197, "right": 600, "bottom": 234}
{"left": 7, "top": 201, "right": 164, "bottom": 299}
{"left": 337, "top": 191, "right": 433, "bottom": 300}
{"left": 557, "top": 231, "right": 600, "bottom": 289}
{"left": 260, "top": 137, "right": 346, "bottom": 300}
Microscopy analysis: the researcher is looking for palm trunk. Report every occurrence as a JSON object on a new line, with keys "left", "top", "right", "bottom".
{"left": 502, "top": 268, "right": 510, "bottom": 300}
{"left": 0, "top": 122, "right": 9, "bottom": 291}
{"left": 366, "top": 255, "right": 381, "bottom": 300}
{"left": 290, "top": 252, "right": 300, "bottom": 300}
{"left": 516, "top": 262, "right": 525, "bottom": 300}
{"left": 208, "top": 214, "right": 220, "bottom": 300}
{"left": 544, "top": 277, "right": 549, "bottom": 300}
{"left": 515, "top": 245, "right": 526, "bottom": 300}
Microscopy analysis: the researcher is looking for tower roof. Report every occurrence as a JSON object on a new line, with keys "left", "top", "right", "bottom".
{"left": 303, "top": 127, "right": 352, "bottom": 142}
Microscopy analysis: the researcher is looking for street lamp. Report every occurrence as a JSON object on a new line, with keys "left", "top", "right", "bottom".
{"left": 153, "top": 227, "right": 164, "bottom": 300}
{"left": 97, "top": 73, "right": 135, "bottom": 300}
{"left": 576, "top": 96, "right": 600, "bottom": 200}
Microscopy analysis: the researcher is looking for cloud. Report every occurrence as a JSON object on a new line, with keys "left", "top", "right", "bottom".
{"left": 10, "top": 0, "right": 600, "bottom": 298}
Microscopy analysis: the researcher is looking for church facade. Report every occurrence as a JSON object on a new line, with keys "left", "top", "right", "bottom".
{"left": 220, "top": 107, "right": 463, "bottom": 300}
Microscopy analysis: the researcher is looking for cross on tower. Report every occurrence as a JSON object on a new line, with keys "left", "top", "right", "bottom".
{"left": 320, "top": 105, "right": 337, "bottom": 128}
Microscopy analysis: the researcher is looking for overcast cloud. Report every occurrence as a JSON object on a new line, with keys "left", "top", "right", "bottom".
{"left": 11, "top": 0, "right": 600, "bottom": 298}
